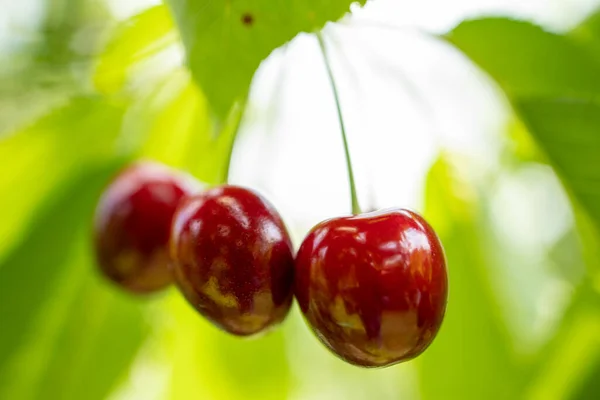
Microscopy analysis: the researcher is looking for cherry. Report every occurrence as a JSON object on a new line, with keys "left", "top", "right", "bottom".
{"left": 294, "top": 209, "right": 447, "bottom": 367}
{"left": 170, "top": 185, "right": 295, "bottom": 336}
{"left": 93, "top": 161, "right": 202, "bottom": 293}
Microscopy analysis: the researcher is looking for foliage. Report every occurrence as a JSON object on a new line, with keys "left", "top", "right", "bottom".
{"left": 166, "top": 0, "right": 367, "bottom": 118}
{"left": 2, "top": 1, "right": 600, "bottom": 399}
{"left": 447, "top": 16, "right": 600, "bottom": 251}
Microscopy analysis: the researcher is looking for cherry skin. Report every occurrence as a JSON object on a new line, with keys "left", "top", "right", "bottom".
{"left": 170, "top": 185, "right": 295, "bottom": 336}
{"left": 295, "top": 209, "right": 448, "bottom": 367}
{"left": 94, "top": 161, "right": 202, "bottom": 294}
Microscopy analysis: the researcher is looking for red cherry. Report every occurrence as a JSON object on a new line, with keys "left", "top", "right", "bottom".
{"left": 295, "top": 209, "right": 448, "bottom": 367}
{"left": 170, "top": 186, "right": 295, "bottom": 336}
{"left": 94, "top": 161, "right": 202, "bottom": 293}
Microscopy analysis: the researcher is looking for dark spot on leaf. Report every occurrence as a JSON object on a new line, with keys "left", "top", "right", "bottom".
{"left": 241, "top": 13, "right": 254, "bottom": 27}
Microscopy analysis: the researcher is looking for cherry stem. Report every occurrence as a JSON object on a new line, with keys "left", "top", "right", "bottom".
{"left": 222, "top": 96, "right": 248, "bottom": 184}
{"left": 317, "top": 31, "right": 361, "bottom": 215}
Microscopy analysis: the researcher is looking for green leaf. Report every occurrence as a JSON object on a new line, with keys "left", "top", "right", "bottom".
{"left": 129, "top": 70, "right": 241, "bottom": 184}
{"left": 0, "top": 97, "right": 149, "bottom": 400}
{"left": 525, "top": 179, "right": 600, "bottom": 400}
{"left": 417, "top": 156, "right": 522, "bottom": 399}
{"left": 0, "top": 163, "right": 140, "bottom": 399}
{"left": 165, "top": 0, "right": 365, "bottom": 117}
{"left": 162, "top": 294, "right": 292, "bottom": 400}
{"left": 514, "top": 98, "right": 600, "bottom": 232}
{"left": 207, "top": 326, "right": 292, "bottom": 399}
{"left": 446, "top": 17, "right": 600, "bottom": 264}
{"left": 446, "top": 16, "right": 600, "bottom": 398}
{"left": 570, "top": 9, "right": 600, "bottom": 63}
{"left": 525, "top": 288, "right": 600, "bottom": 400}
{"left": 0, "top": 97, "right": 126, "bottom": 262}
{"left": 571, "top": 335, "right": 600, "bottom": 400}
{"left": 94, "top": 5, "right": 176, "bottom": 94}
{"left": 446, "top": 18, "right": 600, "bottom": 98}
{"left": 33, "top": 269, "right": 149, "bottom": 400}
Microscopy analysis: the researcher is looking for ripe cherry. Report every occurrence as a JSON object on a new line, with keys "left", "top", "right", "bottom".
{"left": 94, "top": 161, "right": 201, "bottom": 293}
{"left": 295, "top": 209, "right": 447, "bottom": 367}
{"left": 170, "top": 186, "right": 295, "bottom": 336}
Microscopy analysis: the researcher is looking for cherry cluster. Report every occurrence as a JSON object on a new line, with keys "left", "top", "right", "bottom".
{"left": 93, "top": 161, "right": 448, "bottom": 368}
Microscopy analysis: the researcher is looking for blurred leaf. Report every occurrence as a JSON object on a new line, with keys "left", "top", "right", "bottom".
{"left": 163, "top": 294, "right": 292, "bottom": 400}
{"left": 0, "top": 73, "right": 75, "bottom": 135}
{"left": 446, "top": 18, "right": 600, "bottom": 98}
{"left": 0, "top": 94, "right": 149, "bottom": 399}
{"left": 94, "top": 5, "right": 176, "bottom": 94}
{"left": 0, "top": 162, "right": 146, "bottom": 399}
{"left": 418, "top": 156, "right": 522, "bottom": 399}
{"left": 165, "top": 0, "right": 366, "bottom": 117}
{"left": 528, "top": 205, "right": 600, "bottom": 399}
{"left": 34, "top": 267, "right": 149, "bottom": 400}
{"left": 447, "top": 18, "right": 600, "bottom": 397}
{"left": 514, "top": 98, "right": 600, "bottom": 245}
{"left": 526, "top": 288, "right": 600, "bottom": 400}
{"left": 503, "top": 118, "right": 547, "bottom": 166}
{"left": 548, "top": 228, "right": 587, "bottom": 284}
{"left": 0, "top": 0, "right": 112, "bottom": 133}
{"left": 209, "top": 326, "right": 292, "bottom": 399}
{"left": 0, "top": 97, "right": 127, "bottom": 262}
{"left": 571, "top": 332, "right": 600, "bottom": 400}
{"left": 130, "top": 70, "right": 242, "bottom": 184}
{"left": 570, "top": 9, "right": 600, "bottom": 63}
{"left": 132, "top": 71, "right": 209, "bottom": 174}
{"left": 446, "top": 18, "right": 600, "bottom": 271}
